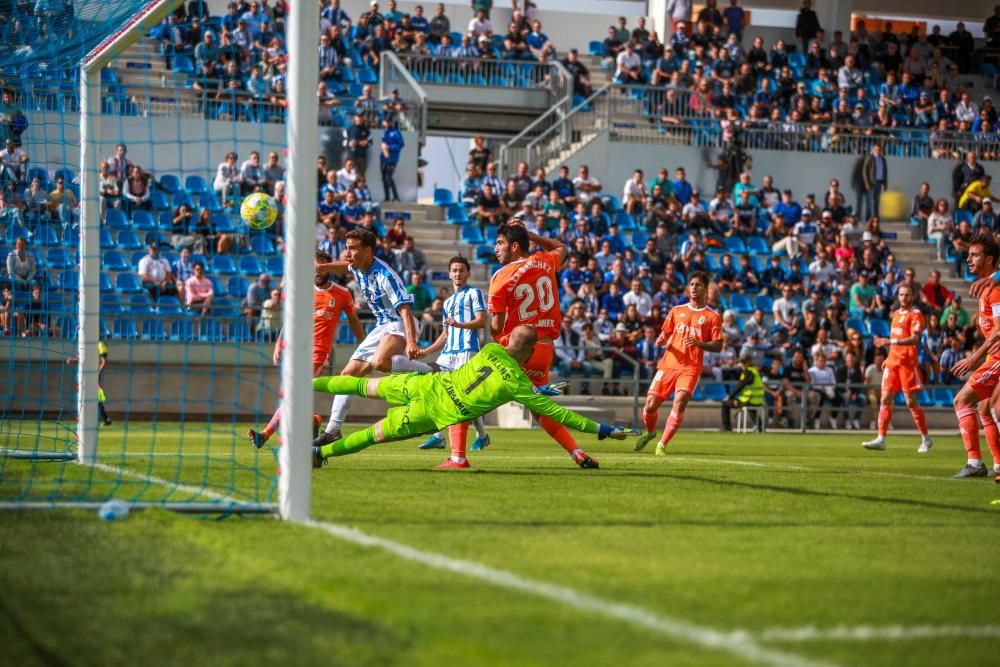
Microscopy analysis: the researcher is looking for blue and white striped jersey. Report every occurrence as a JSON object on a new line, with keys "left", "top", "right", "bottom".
{"left": 442, "top": 286, "right": 487, "bottom": 354}
{"left": 351, "top": 258, "right": 413, "bottom": 325}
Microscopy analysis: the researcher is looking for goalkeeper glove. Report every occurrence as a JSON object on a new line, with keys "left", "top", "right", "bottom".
{"left": 597, "top": 424, "right": 641, "bottom": 440}
{"left": 536, "top": 381, "right": 569, "bottom": 396}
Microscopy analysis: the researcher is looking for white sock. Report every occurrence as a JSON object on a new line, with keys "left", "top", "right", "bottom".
{"left": 391, "top": 355, "right": 434, "bottom": 373}
{"left": 433, "top": 430, "right": 444, "bottom": 440}
{"left": 473, "top": 417, "right": 487, "bottom": 438}
{"left": 451, "top": 455, "right": 466, "bottom": 464}
{"left": 968, "top": 458, "right": 984, "bottom": 467}
{"left": 326, "top": 394, "right": 352, "bottom": 434}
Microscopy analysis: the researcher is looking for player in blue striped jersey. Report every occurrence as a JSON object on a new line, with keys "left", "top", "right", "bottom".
{"left": 314, "top": 229, "right": 434, "bottom": 445}
{"left": 415, "top": 256, "right": 491, "bottom": 451}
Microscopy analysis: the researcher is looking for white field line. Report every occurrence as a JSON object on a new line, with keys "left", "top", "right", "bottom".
{"left": 752, "top": 624, "right": 1000, "bottom": 642}
{"left": 86, "top": 460, "right": 832, "bottom": 667}
{"left": 306, "top": 519, "right": 836, "bottom": 667}
{"left": 89, "top": 462, "right": 251, "bottom": 505}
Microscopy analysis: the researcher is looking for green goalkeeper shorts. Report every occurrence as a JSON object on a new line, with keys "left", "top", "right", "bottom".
{"left": 378, "top": 373, "right": 438, "bottom": 441}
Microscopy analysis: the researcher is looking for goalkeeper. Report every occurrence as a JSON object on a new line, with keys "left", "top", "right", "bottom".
{"left": 312, "top": 326, "right": 638, "bottom": 469}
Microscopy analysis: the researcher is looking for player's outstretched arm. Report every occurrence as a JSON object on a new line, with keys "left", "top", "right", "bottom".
{"left": 416, "top": 328, "right": 447, "bottom": 359}
{"left": 316, "top": 260, "right": 351, "bottom": 275}
{"left": 397, "top": 304, "right": 420, "bottom": 359}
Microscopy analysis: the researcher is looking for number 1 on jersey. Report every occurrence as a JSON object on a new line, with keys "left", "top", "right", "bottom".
{"left": 464, "top": 366, "right": 493, "bottom": 395}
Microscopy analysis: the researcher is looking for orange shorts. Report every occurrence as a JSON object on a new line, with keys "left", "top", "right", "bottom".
{"left": 312, "top": 349, "right": 331, "bottom": 376}
{"left": 648, "top": 367, "right": 700, "bottom": 401}
{"left": 881, "top": 364, "right": 923, "bottom": 395}
{"left": 967, "top": 358, "right": 1000, "bottom": 401}
{"left": 522, "top": 341, "right": 554, "bottom": 387}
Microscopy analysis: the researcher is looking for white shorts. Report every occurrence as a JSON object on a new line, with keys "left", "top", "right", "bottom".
{"left": 436, "top": 351, "right": 476, "bottom": 371}
{"left": 350, "top": 318, "right": 420, "bottom": 362}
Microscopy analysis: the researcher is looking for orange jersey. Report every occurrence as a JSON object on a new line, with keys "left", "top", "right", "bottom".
{"left": 314, "top": 282, "right": 355, "bottom": 348}
{"left": 488, "top": 250, "right": 562, "bottom": 343}
{"left": 978, "top": 285, "right": 1000, "bottom": 340}
{"left": 884, "top": 308, "right": 924, "bottom": 368}
{"left": 656, "top": 303, "right": 722, "bottom": 372}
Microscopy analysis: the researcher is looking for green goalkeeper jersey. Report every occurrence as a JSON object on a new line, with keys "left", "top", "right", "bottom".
{"left": 420, "top": 343, "right": 599, "bottom": 433}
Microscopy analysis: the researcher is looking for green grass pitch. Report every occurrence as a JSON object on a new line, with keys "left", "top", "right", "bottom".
{"left": 1, "top": 425, "right": 999, "bottom": 667}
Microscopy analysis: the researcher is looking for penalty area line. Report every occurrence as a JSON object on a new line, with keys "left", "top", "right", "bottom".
{"left": 304, "top": 519, "right": 838, "bottom": 667}
{"left": 753, "top": 624, "right": 1000, "bottom": 642}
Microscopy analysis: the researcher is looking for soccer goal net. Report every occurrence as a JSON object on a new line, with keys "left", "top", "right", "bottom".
{"left": 0, "top": 0, "right": 320, "bottom": 515}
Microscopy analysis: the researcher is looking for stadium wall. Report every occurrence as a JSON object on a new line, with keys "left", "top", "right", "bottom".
{"left": 20, "top": 111, "right": 420, "bottom": 201}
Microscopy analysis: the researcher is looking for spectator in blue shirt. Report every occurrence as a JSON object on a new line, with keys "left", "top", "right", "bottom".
{"left": 410, "top": 4, "right": 429, "bottom": 33}
{"left": 550, "top": 165, "right": 575, "bottom": 204}
{"left": 379, "top": 118, "right": 404, "bottom": 202}
{"left": 669, "top": 22, "right": 689, "bottom": 58}
{"left": 723, "top": 0, "right": 745, "bottom": 41}
{"left": 605, "top": 223, "right": 626, "bottom": 254}
{"left": 561, "top": 256, "right": 587, "bottom": 296}
{"left": 772, "top": 190, "right": 801, "bottom": 227}
{"left": 898, "top": 72, "right": 921, "bottom": 107}
{"left": 673, "top": 167, "right": 693, "bottom": 205}
{"left": 339, "top": 191, "right": 363, "bottom": 227}
{"left": 600, "top": 282, "right": 625, "bottom": 320}
{"left": 760, "top": 255, "right": 786, "bottom": 295}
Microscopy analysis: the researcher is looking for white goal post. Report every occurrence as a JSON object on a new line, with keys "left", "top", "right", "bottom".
{"left": 78, "top": 0, "right": 317, "bottom": 520}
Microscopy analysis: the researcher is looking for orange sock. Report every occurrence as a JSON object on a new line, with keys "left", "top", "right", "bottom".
{"left": 908, "top": 406, "right": 928, "bottom": 436}
{"left": 643, "top": 409, "right": 658, "bottom": 434}
{"left": 538, "top": 415, "right": 579, "bottom": 455}
{"left": 877, "top": 403, "right": 892, "bottom": 437}
{"left": 956, "top": 406, "right": 981, "bottom": 460}
{"left": 659, "top": 410, "right": 684, "bottom": 447}
{"left": 978, "top": 412, "right": 1000, "bottom": 465}
{"left": 448, "top": 422, "right": 470, "bottom": 461}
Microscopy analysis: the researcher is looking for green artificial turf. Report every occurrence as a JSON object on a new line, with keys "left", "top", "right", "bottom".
{"left": 1, "top": 425, "right": 998, "bottom": 667}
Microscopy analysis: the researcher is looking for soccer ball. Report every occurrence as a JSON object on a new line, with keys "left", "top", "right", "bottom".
{"left": 240, "top": 192, "right": 278, "bottom": 230}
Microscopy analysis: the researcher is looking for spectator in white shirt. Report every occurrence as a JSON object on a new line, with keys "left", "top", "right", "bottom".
{"left": 622, "top": 169, "right": 647, "bottom": 215}
{"left": 807, "top": 351, "right": 840, "bottom": 430}
{"left": 614, "top": 42, "right": 645, "bottom": 84}
{"left": 573, "top": 165, "right": 602, "bottom": 204}
{"left": 239, "top": 151, "right": 264, "bottom": 195}
{"left": 213, "top": 151, "right": 241, "bottom": 205}
{"left": 467, "top": 9, "right": 492, "bottom": 37}
{"left": 836, "top": 55, "right": 863, "bottom": 91}
{"left": 807, "top": 247, "right": 836, "bottom": 289}
{"left": 622, "top": 278, "right": 653, "bottom": 317}
{"left": 137, "top": 242, "right": 179, "bottom": 301}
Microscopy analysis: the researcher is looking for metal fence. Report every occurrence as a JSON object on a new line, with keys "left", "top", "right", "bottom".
{"left": 396, "top": 53, "right": 570, "bottom": 100}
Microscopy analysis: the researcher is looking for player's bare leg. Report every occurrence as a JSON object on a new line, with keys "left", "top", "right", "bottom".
{"left": 655, "top": 391, "right": 691, "bottom": 456}
{"left": 635, "top": 393, "right": 666, "bottom": 452}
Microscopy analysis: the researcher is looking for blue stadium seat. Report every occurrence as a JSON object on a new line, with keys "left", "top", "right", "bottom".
{"left": 588, "top": 40, "right": 603, "bottom": 56}
{"left": 26, "top": 167, "right": 49, "bottom": 189}
{"left": 213, "top": 297, "right": 238, "bottom": 318}
{"left": 461, "top": 226, "right": 485, "bottom": 244}
{"left": 337, "top": 326, "right": 358, "bottom": 344}
{"left": 142, "top": 319, "right": 168, "bottom": 340}
{"left": 445, "top": 204, "right": 470, "bottom": 225}
{"left": 185, "top": 175, "right": 208, "bottom": 194}
{"left": 101, "top": 294, "right": 125, "bottom": 315}
{"left": 190, "top": 253, "right": 209, "bottom": 270}
{"left": 56, "top": 316, "right": 79, "bottom": 339}
{"left": 131, "top": 210, "right": 156, "bottom": 230}
{"left": 58, "top": 270, "right": 79, "bottom": 291}
{"left": 265, "top": 256, "right": 283, "bottom": 277}
{"left": 157, "top": 211, "right": 174, "bottom": 230}
{"left": 227, "top": 276, "right": 249, "bottom": 298}
{"left": 105, "top": 208, "right": 129, "bottom": 229}
{"left": 894, "top": 392, "right": 907, "bottom": 406}
{"left": 208, "top": 276, "right": 228, "bottom": 297}
{"left": 157, "top": 295, "right": 183, "bottom": 315}
{"left": 754, "top": 294, "right": 773, "bottom": 313}
{"left": 844, "top": 316, "right": 866, "bottom": 335}
{"left": 212, "top": 254, "right": 238, "bottom": 276}
{"left": 158, "top": 174, "right": 182, "bottom": 194}
{"left": 33, "top": 225, "right": 60, "bottom": 247}
{"left": 54, "top": 168, "right": 75, "bottom": 184}
{"left": 99, "top": 272, "right": 115, "bottom": 293}
{"left": 173, "top": 190, "right": 195, "bottom": 208}
{"left": 723, "top": 237, "right": 747, "bottom": 254}
{"left": 150, "top": 188, "right": 169, "bottom": 211}
{"left": 46, "top": 247, "right": 74, "bottom": 269}
{"left": 867, "top": 318, "right": 891, "bottom": 338}
{"left": 613, "top": 212, "right": 637, "bottom": 230}
{"left": 746, "top": 236, "right": 770, "bottom": 255}
{"left": 102, "top": 250, "right": 129, "bottom": 272}
{"left": 115, "top": 272, "right": 143, "bottom": 294}
{"left": 229, "top": 321, "right": 255, "bottom": 342}
{"left": 955, "top": 210, "right": 974, "bottom": 226}
{"left": 129, "top": 294, "right": 155, "bottom": 315}
{"left": 117, "top": 229, "right": 144, "bottom": 251}
{"left": 212, "top": 212, "right": 236, "bottom": 234}
{"left": 475, "top": 244, "right": 494, "bottom": 263}
{"left": 113, "top": 318, "right": 139, "bottom": 340}
{"left": 932, "top": 387, "right": 955, "bottom": 407}
{"left": 239, "top": 255, "right": 263, "bottom": 276}
{"left": 729, "top": 293, "right": 753, "bottom": 314}
{"left": 171, "top": 56, "right": 195, "bottom": 74}
{"left": 99, "top": 228, "right": 116, "bottom": 249}
{"left": 703, "top": 384, "right": 728, "bottom": 401}
{"left": 433, "top": 188, "right": 454, "bottom": 207}
{"left": 249, "top": 235, "right": 275, "bottom": 255}
{"left": 200, "top": 189, "right": 223, "bottom": 212}
{"left": 631, "top": 232, "right": 648, "bottom": 247}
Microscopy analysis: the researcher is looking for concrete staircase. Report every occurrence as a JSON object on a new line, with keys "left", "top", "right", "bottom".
{"left": 880, "top": 218, "right": 972, "bottom": 311}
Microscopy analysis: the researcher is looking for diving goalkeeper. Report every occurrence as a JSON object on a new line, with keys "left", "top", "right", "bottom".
{"left": 312, "top": 325, "right": 638, "bottom": 469}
